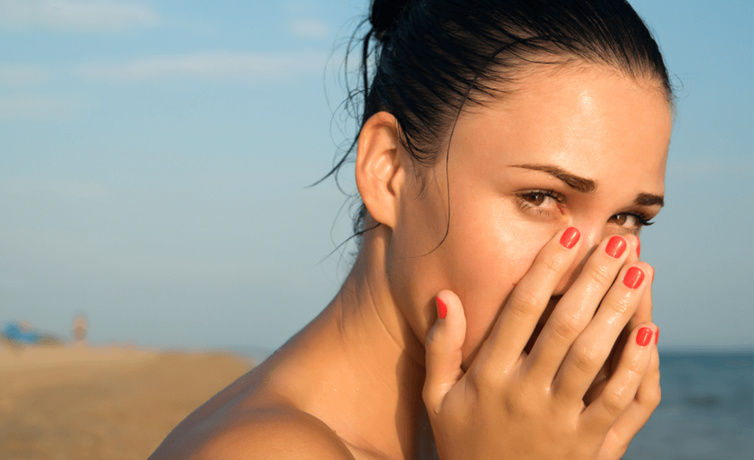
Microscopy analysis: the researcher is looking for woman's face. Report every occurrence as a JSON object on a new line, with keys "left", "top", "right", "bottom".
{"left": 387, "top": 66, "right": 672, "bottom": 365}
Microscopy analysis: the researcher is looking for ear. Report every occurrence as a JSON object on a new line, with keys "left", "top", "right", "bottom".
{"left": 355, "top": 111, "right": 408, "bottom": 229}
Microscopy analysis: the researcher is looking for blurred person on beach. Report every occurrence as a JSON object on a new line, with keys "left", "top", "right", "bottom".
{"left": 152, "top": 0, "right": 670, "bottom": 458}
{"left": 72, "top": 313, "right": 88, "bottom": 347}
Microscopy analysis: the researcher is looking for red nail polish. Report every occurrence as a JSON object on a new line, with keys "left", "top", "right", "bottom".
{"left": 560, "top": 227, "right": 580, "bottom": 249}
{"left": 636, "top": 237, "right": 641, "bottom": 258}
{"left": 623, "top": 266, "right": 645, "bottom": 289}
{"left": 655, "top": 327, "right": 659, "bottom": 345}
{"left": 436, "top": 296, "right": 447, "bottom": 319}
{"left": 636, "top": 327, "right": 653, "bottom": 346}
{"left": 606, "top": 235, "right": 627, "bottom": 258}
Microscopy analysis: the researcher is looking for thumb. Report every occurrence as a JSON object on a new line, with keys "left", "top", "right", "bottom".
{"left": 423, "top": 289, "right": 467, "bottom": 414}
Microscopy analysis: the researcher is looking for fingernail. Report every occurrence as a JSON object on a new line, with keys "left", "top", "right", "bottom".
{"left": 436, "top": 296, "right": 447, "bottom": 320}
{"left": 636, "top": 237, "right": 641, "bottom": 258}
{"left": 623, "top": 266, "right": 645, "bottom": 289}
{"left": 655, "top": 327, "right": 659, "bottom": 345}
{"left": 606, "top": 235, "right": 627, "bottom": 258}
{"left": 636, "top": 327, "right": 653, "bottom": 346}
{"left": 560, "top": 227, "right": 580, "bottom": 249}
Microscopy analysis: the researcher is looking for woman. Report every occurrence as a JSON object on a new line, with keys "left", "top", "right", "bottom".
{"left": 152, "top": 0, "right": 670, "bottom": 458}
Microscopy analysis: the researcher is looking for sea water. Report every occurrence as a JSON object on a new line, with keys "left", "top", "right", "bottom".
{"left": 232, "top": 347, "right": 753, "bottom": 459}
{"left": 625, "top": 352, "right": 753, "bottom": 460}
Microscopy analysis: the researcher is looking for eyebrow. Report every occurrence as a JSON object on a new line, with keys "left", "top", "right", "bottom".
{"left": 510, "top": 164, "right": 596, "bottom": 193}
{"left": 510, "top": 163, "right": 665, "bottom": 207}
{"left": 634, "top": 193, "right": 664, "bottom": 207}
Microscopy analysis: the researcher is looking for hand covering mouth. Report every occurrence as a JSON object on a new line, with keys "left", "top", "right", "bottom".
{"left": 524, "top": 295, "right": 562, "bottom": 354}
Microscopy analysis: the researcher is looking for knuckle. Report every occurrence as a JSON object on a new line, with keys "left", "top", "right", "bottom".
{"left": 646, "top": 385, "right": 662, "bottom": 409}
{"left": 424, "top": 328, "right": 441, "bottom": 351}
{"left": 623, "top": 354, "right": 645, "bottom": 376}
{"left": 421, "top": 386, "right": 439, "bottom": 411}
{"left": 470, "top": 363, "right": 503, "bottom": 391}
{"left": 540, "top": 252, "right": 562, "bottom": 275}
{"left": 608, "top": 438, "right": 631, "bottom": 460}
{"left": 571, "top": 345, "right": 601, "bottom": 374}
{"left": 508, "top": 289, "right": 545, "bottom": 319}
{"left": 607, "top": 296, "right": 633, "bottom": 318}
{"left": 602, "top": 388, "right": 630, "bottom": 416}
{"left": 506, "top": 389, "right": 532, "bottom": 415}
{"left": 550, "top": 313, "right": 582, "bottom": 343}
{"left": 586, "top": 264, "right": 613, "bottom": 287}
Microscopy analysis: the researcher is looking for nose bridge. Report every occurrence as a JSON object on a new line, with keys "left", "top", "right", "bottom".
{"left": 579, "top": 221, "right": 605, "bottom": 253}
{"left": 554, "top": 219, "right": 605, "bottom": 294}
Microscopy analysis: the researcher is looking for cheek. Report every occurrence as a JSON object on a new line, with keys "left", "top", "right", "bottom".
{"left": 388, "top": 182, "right": 566, "bottom": 364}
{"left": 443, "top": 208, "right": 556, "bottom": 364}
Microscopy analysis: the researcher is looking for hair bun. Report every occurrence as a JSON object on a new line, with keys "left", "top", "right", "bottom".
{"left": 369, "top": 0, "right": 410, "bottom": 41}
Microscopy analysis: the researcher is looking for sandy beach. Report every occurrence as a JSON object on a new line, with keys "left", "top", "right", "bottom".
{"left": 0, "top": 344, "right": 253, "bottom": 459}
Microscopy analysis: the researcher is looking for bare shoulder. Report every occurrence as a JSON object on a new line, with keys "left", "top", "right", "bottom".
{"left": 195, "top": 407, "right": 356, "bottom": 459}
{"left": 152, "top": 406, "right": 355, "bottom": 460}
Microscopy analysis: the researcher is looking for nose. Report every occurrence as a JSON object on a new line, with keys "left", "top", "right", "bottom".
{"left": 576, "top": 222, "right": 606, "bottom": 259}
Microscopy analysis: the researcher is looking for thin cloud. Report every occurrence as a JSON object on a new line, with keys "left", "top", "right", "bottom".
{"left": 289, "top": 18, "right": 330, "bottom": 40}
{"left": 0, "top": 63, "right": 50, "bottom": 86}
{"left": 76, "top": 51, "right": 328, "bottom": 83}
{"left": 0, "top": 0, "right": 159, "bottom": 32}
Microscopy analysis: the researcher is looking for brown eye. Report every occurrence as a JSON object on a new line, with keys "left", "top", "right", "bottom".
{"left": 611, "top": 213, "right": 629, "bottom": 226}
{"left": 523, "top": 192, "right": 546, "bottom": 206}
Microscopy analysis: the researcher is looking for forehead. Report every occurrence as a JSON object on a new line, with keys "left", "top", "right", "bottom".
{"left": 451, "top": 66, "right": 671, "bottom": 188}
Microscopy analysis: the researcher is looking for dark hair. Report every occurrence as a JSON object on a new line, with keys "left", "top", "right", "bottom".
{"left": 330, "top": 0, "right": 671, "bottom": 237}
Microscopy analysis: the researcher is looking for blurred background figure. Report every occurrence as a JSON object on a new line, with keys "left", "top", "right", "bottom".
{"left": 1, "top": 320, "right": 63, "bottom": 347}
{"left": 72, "top": 313, "right": 88, "bottom": 346}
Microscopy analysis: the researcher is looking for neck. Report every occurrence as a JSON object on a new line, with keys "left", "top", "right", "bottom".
{"left": 270, "top": 228, "right": 429, "bottom": 458}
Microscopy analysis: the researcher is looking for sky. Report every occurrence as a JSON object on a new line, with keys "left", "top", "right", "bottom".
{"left": 1, "top": 0, "right": 752, "bottom": 352}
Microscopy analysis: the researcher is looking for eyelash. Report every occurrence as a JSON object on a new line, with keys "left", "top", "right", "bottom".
{"left": 610, "top": 212, "right": 655, "bottom": 227}
{"left": 515, "top": 189, "right": 657, "bottom": 228}
{"left": 516, "top": 189, "right": 564, "bottom": 217}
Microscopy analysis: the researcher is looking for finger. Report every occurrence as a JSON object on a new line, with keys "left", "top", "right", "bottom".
{"left": 618, "top": 252, "right": 652, "bottom": 378}
{"left": 553, "top": 262, "right": 651, "bottom": 402}
{"left": 524, "top": 235, "right": 633, "bottom": 382}
{"left": 476, "top": 227, "right": 582, "bottom": 372}
{"left": 585, "top": 245, "right": 649, "bottom": 405}
{"left": 629, "top": 265, "right": 654, "bottom": 328}
{"left": 584, "top": 266, "right": 653, "bottom": 406}
{"left": 597, "top": 342, "right": 660, "bottom": 460}
{"left": 581, "top": 323, "right": 655, "bottom": 432}
{"left": 615, "top": 239, "right": 652, "bottom": 378}
{"left": 623, "top": 234, "right": 641, "bottom": 264}
{"left": 423, "top": 290, "right": 467, "bottom": 414}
